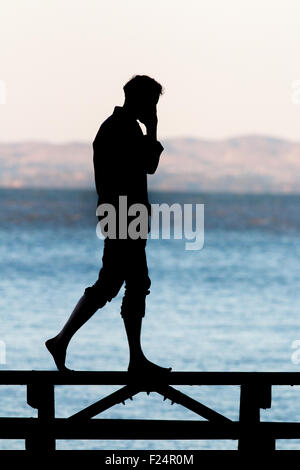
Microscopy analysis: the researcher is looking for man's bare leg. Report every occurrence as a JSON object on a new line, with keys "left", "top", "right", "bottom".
{"left": 46, "top": 294, "right": 103, "bottom": 371}
{"left": 123, "top": 315, "right": 172, "bottom": 374}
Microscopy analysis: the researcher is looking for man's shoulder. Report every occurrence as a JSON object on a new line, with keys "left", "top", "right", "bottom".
{"left": 94, "top": 114, "right": 114, "bottom": 139}
{"left": 93, "top": 106, "right": 144, "bottom": 150}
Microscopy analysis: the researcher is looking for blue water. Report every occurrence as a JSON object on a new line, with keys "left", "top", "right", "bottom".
{"left": 1, "top": 188, "right": 300, "bottom": 450}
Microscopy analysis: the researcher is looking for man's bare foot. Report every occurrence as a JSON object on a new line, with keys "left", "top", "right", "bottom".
{"left": 128, "top": 357, "right": 172, "bottom": 375}
{"left": 45, "top": 337, "right": 71, "bottom": 372}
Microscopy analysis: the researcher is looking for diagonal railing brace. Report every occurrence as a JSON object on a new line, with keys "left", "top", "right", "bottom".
{"left": 155, "top": 384, "right": 231, "bottom": 423}
{"left": 68, "top": 385, "right": 141, "bottom": 421}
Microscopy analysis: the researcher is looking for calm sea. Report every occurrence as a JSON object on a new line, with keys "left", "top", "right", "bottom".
{"left": 1, "top": 188, "right": 300, "bottom": 450}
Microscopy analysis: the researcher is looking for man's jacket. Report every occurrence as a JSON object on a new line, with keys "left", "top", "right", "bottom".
{"left": 93, "top": 106, "right": 164, "bottom": 214}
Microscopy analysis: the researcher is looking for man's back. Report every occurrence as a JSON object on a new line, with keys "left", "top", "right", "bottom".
{"left": 93, "top": 106, "right": 148, "bottom": 210}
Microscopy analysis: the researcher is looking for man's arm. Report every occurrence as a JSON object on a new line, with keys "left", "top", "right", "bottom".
{"left": 140, "top": 107, "right": 164, "bottom": 174}
{"left": 140, "top": 135, "right": 164, "bottom": 174}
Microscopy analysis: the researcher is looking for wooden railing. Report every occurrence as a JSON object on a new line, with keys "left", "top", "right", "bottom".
{"left": 1, "top": 371, "right": 300, "bottom": 454}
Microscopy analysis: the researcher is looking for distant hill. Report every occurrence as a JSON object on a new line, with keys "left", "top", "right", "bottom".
{"left": 0, "top": 135, "right": 300, "bottom": 192}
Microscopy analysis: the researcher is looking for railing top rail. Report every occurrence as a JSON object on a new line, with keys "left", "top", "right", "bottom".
{"left": 0, "top": 370, "right": 300, "bottom": 385}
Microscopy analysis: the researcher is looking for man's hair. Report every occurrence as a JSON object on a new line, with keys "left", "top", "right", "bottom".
{"left": 123, "top": 75, "right": 163, "bottom": 100}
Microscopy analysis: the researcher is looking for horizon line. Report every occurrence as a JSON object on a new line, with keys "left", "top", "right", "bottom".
{"left": 0, "top": 132, "right": 298, "bottom": 146}
{"left": 1, "top": 186, "right": 300, "bottom": 196}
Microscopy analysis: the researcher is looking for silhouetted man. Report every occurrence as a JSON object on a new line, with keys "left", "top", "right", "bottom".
{"left": 46, "top": 75, "right": 171, "bottom": 375}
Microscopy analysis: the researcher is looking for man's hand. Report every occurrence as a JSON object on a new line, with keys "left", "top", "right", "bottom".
{"left": 141, "top": 106, "right": 158, "bottom": 140}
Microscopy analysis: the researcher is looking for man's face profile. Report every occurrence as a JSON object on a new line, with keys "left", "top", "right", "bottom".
{"left": 135, "top": 92, "right": 159, "bottom": 124}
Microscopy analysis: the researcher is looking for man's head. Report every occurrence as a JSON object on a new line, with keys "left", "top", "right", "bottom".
{"left": 123, "top": 75, "right": 163, "bottom": 123}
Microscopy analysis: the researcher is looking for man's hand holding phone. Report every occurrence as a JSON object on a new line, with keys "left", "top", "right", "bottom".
{"left": 141, "top": 106, "right": 158, "bottom": 140}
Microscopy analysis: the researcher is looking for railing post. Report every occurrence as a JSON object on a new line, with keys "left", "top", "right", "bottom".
{"left": 238, "top": 383, "right": 274, "bottom": 452}
{"left": 26, "top": 383, "right": 55, "bottom": 454}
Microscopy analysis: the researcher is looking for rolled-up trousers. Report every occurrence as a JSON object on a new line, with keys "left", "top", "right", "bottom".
{"left": 84, "top": 238, "right": 151, "bottom": 318}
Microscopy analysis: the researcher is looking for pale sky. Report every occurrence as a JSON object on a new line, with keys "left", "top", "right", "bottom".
{"left": 1, "top": 0, "right": 300, "bottom": 142}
